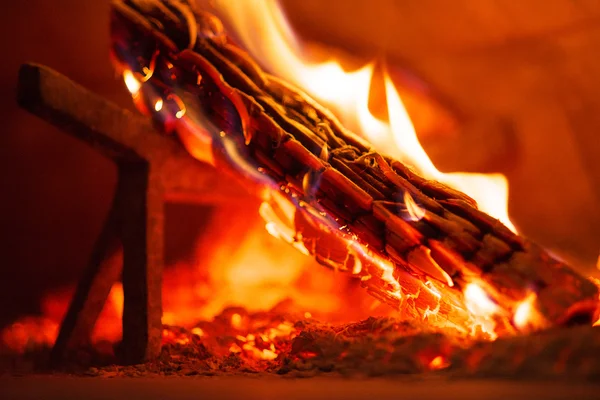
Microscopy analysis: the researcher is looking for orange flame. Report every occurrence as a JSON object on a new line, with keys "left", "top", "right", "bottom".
{"left": 428, "top": 355, "right": 450, "bottom": 370}
{"left": 210, "top": 0, "right": 515, "bottom": 232}
{"left": 513, "top": 292, "right": 541, "bottom": 331}
{"left": 201, "top": 0, "right": 522, "bottom": 337}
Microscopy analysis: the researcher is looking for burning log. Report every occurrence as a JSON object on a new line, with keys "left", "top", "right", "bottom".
{"left": 110, "top": 0, "right": 599, "bottom": 335}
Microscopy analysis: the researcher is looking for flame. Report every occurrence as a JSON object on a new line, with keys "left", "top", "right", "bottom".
{"left": 3, "top": 0, "right": 529, "bottom": 354}
{"left": 403, "top": 192, "right": 426, "bottom": 222}
{"left": 463, "top": 283, "right": 499, "bottom": 337}
{"left": 193, "top": 0, "right": 524, "bottom": 338}
{"left": 113, "top": 0, "right": 521, "bottom": 339}
{"left": 513, "top": 292, "right": 538, "bottom": 330}
{"left": 1, "top": 203, "right": 388, "bottom": 354}
{"left": 211, "top": 0, "right": 515, "bottom": 232}
{"left": 123, "top": 70, "right": 141, "bottom": 94}
{"left": 463, "top": 283, "right": 498, "bottom": 316}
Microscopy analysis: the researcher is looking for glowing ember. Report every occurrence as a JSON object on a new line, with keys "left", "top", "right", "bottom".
{"left": 231, "top": 313, "right": 242, "bottom": 329}
{"left": 191, "top": 327, "right": 205, "bottom": 337}
{"left": 1, "top": 317, "right": 58, "bottom": 354}
{"left": 154, "top": 98, "right": 163, "bottom": 111}
{"left": 154, "top": 307, "right": 463, "bottom": 374}
{"left": 428, "top": 355, "right": 450, "bottom": 370}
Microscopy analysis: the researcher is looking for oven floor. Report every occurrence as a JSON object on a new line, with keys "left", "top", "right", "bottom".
{"left": 1, "top": 376, "right": 598, "bottom": 400}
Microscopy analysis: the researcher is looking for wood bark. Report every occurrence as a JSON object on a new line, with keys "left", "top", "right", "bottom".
{"left": 109, "top": 0, "right": 599, "bottom": 332}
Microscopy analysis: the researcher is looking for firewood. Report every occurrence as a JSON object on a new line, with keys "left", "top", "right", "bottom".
{"left": 109, "top": 0, "right": 599, "bottom": 333}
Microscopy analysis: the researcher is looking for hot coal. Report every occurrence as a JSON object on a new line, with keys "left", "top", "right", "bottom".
{"left": 3, "top": 306, "right": 600, "bottom": 381}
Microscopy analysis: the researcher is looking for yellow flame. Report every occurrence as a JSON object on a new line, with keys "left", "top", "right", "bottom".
{"left": 463, "top": 283, "right": 499, "bottom": 336}
{"left": 154, "top": 98, "right": 164, "bottom": 112}
{"left": 463, "top": 283, "right": 498, "bottom": 317}
{"left": 123, "top": 70, "right": 141, "bottom": 94}
{"left": 191, "top": 327, "right": 205, "bottom": 337}
{"left": 384, "top": 77, "right": 515, "bottom": 232}
{"left": 513, "top": 292, "right": 537, "bottom": 330}
{"left": 211, "top": 0, "right": 515, "bottom": 232}
{"left": 403, "top": 192, "right": 425, "bottom": 222}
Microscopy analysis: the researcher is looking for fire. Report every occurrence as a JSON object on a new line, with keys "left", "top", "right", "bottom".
{"left": 463, "top": 283, "right": 499, "bottom": 316}
{"left": 1, "top": 202, "right": 386, "bottom": 354}
{"left": 123, "top": 70, "right": 141, "bottom": 94}
{"left": 1, "top": 317, "right": 58, "bottom": 354}
{"left": 403, "top": 192, "right": 426, "bottom": 222}
{"left": 194, "top": 0, "right": 524, "bottom": 338}
{"left": 116, "top": 0, "right": 520, "bottom": 338}
{"left": 235, "top": 321, "right": 295, "bottom": 360}
{"left": 463, "top": 283, "right": 500, "bottom": 337}
{"left": 0, "top": 0, "right": 541, "bottom": 356}
{"left": 513, "top": 293, "right": 539, "bottom": 331}
{"left": 210, "top": 0, "right": 515, "bottom": 232}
